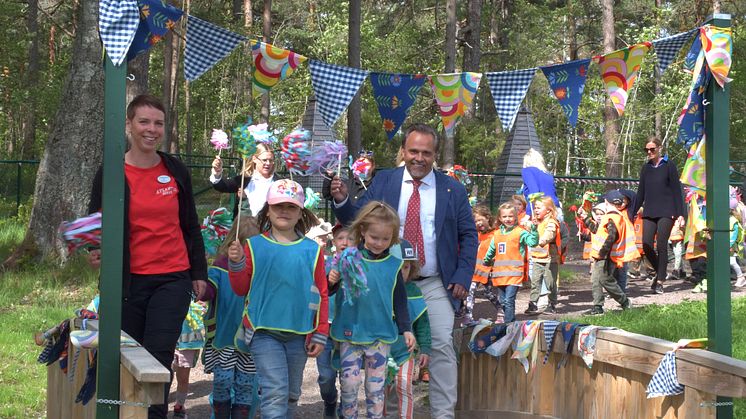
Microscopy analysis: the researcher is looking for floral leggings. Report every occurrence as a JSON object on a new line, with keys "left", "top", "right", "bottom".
{"left": 339, "top": 341, "right": 389, "bottom": 419}
{"left": 464, "top": 282, "right": 501, "bottom": 320}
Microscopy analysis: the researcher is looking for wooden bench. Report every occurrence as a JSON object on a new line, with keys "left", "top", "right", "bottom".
{"left": 46, "top": 319, "right": 171, "bottom": 419}
{"left": 456, "top": 325, "right": 746, "bottom": 418}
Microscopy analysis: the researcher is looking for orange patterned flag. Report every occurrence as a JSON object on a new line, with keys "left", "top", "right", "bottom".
{"left": 594, "top": 42, "right": 651, "bottom": 116}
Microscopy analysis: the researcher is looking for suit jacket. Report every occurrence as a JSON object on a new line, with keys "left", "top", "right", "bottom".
{"left": 334, "top": 167, "right": 478, "bottom": 309}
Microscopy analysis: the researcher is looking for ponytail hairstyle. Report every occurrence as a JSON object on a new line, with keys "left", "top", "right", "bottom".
{"left": 349, "top": 201, "right": 401, "bottom": 247}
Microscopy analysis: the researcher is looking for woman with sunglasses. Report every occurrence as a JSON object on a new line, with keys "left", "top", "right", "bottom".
{"left": 210, "top": 143, "right": 280, "bottom": 218}
{"left": 632, "top": 136, "right": 686, "bottom": 294}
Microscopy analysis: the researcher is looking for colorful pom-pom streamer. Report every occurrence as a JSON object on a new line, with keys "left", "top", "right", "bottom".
{"left": 210, "top": 129, "right": 230, "bottom": 154}
{"left": 60, "top": 212, "right": 102, "bottom": 253}
{"left": 304, "top": 187, "right": 321, "bottom": 210}
{"left": 350, "top": 156, "right": 373, "bottom": 184}
{"left": 310, "top": 140, "right": 348, "bottom": 175}
{"left": 233, "top": 118, "right": 258, "bottom": 158}
{"left": 447, "top": 164, "right": 471, "bottom": 187}
{"left": 247, "top": 123, "right": 278, "bottom": 147}
{"left": 282, "top": 128, "right": 314, "bottom": 176}
{"left": 334, "top": 247, "right": 369, "bottom": 306}
{"left": 201, "top": 207, "right": 233, "bottom": 257}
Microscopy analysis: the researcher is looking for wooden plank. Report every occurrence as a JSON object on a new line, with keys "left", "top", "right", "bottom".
{"left": 676, "top": 362, "right": 746, "bottom": 398}
{"left": 682, "top": 386, "right": 715, "bottom": 419}
{"left": 456, "top": 410, "right": 559, "bottom": 419}
{"left": 676, "top": 348, "right": 746, "bottom": 378}
{"left": 592, "top": 337, "right": 664, "bottom": 376}
{"left": 596, "top": 329, "right": 676, "bottom": 354}
{"left": 120, "top": 346, "right": 170, "bottom": 383}
{"left": 119, "top": 365, "right": 149, "bottom": 419}
{"left": 47, "top": 364, "right": 62, "bottom": 419}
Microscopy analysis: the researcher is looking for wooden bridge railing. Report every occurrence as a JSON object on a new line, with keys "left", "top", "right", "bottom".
{"left": 455, "top": 325, "right": 746, "bottom": 419}
{"left": 46, "top": 319, "right": 170, "bottom": 419}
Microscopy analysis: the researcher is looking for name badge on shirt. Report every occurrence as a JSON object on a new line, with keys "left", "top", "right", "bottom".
{"left": 157, "top": 175, "right": 171, "bottom": 184}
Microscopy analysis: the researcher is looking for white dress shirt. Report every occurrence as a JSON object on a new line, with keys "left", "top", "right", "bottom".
{"left": 399, "top": 169, "right": 438, "bottom": 277}
{"left": 210, "top": 172, "right": 274, "bottom": 216}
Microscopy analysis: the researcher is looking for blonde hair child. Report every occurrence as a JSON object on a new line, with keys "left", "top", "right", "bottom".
{"left": 329, "top": 201, "right": 415, "bottom": 419}
{"left": 463, "top": 204, "right": 497, "bottom": 325}
{"left": 526, "top": 196, "right": 560, "bottom": 314}
{"left": 227, "top": 179, "right": 328, "bottom": 418}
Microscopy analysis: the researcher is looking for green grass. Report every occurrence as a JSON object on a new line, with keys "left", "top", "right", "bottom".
{"left": 0, "top": 218, "right": 97, "bottom": 418}
{"left": 568, "top": 298, "right": 746, "bottom": 417}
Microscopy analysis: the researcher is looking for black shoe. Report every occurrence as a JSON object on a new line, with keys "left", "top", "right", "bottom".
{"left": 651, "top": 283, "right": 664, "bottom": 294}
{"left": 544, "top": 304, "right": 557, "bottom": 314}
{"left": 524, "top": 302, "right": 539, "bottom": 315}
{"left": 585, "top": 306, "right": 604, "bottom": 315}
{"left": 621, "top": 298, "right": 631, "bottom": 310}
{"left": 323, "top": 402, "right": 338, "bottom": 418}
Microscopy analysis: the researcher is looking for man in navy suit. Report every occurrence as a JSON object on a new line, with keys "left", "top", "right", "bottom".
{"left": 330, "top": 124, "right": 478, "bottom": 418}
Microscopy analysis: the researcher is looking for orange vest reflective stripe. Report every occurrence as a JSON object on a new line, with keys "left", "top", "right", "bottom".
{"left": 530, "top": 218, "right": 559, "bottom": 260}
{"left": 634, "top": 215, "right": 644, "bottom": 253}
{"left": 591, "top": 211, "right": 640, "bottom": 266}
{"left": 488, "top": 227, "right": 527, "bottom": 286}
{"left": 582, "top": 240, "right": 592, "bottom": 259}
{"left": 472, "top": 238, "right": 493, "bottom": 285}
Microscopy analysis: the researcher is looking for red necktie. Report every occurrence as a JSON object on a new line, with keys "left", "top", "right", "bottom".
{"left": 404, "top": 179, "right": 426, "bottom": 266}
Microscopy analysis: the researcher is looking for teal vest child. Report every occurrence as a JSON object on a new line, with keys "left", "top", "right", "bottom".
{"left": 389, "top": 291, "right": 427, "bottom": 365}
{"left": 331, "top": 254, "right": 403, "bottom": 345}
{"left": 244, "top": 235, "right": 322, "bottom": 335}
{"left": 205, "top": 265, "right": 250, "bottom": 353}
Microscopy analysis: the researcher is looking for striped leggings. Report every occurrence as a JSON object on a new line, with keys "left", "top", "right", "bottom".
{"left": 384, "top": 357, "right": 416, "bottom": 419}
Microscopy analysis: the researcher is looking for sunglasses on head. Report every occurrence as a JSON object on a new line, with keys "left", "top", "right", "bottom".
{"left": 358, "top": 150, "right": 374, "bottom": 158}
{"left": 645, "top": 147, "right": 658, "bottom": 153}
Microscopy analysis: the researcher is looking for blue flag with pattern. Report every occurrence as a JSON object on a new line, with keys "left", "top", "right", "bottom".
{"left": 185, "top": 15, "right": 246, "bottom": 82}
{"left": 540, "top": 59, "right": 590, "bottom": 128}
{"left": 310, "top": 60, "right": 370, "bottom": 128}
{"left": 370, "top": 73, "right": 427, "bottom": 140}
{"left": 485, "top": 68, "right": 537, "bottom": 132}
{"left": 127, "top": 0, "right": 184, "bottom": 60}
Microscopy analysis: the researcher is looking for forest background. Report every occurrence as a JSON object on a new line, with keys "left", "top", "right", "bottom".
{"left": 0, "top": 0, "right": 744, "bottom": 260}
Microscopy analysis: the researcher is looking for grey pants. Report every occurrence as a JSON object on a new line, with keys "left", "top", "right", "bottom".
{"left": 530, "top": 261, "right": 558, "bottom": 306}
{"left": 591, "top": 259, "right": 628, "bottom": 307}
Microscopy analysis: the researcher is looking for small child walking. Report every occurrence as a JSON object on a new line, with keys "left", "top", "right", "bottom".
{"left": 329, "top": 201, "right": 415, "bottom": 419}
{"left": 228, "top": 180, "right": 329, "bottom": 419}
{"left": 171, "top": 300, "right": 206, "bottom": 418}
{"left": 465, "top": 204, "right": 498, "bottom": 325}
{"left": 201, "top": 215, "right": 260, "bottom": 419}
{"left": 526, "top": 196, "right": 561, "bottom": 314}
{"left": 482, "top": 203, "right": 539, "bottom": 323}
{"left": 384, "top": 239, "right": 431, "bottom": 419}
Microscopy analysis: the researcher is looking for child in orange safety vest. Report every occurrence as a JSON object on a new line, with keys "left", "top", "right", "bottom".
{"left": 482, "top": 202, "right": 539, "bottom": 323}
{"left": 463, "top": 204, "right": 498, "bottom": 325}
{"left": 578, "top": 190, "right": 639, "bottom": 315}
{"left": 526, "top": 196, "right": 562, "bottom": 315}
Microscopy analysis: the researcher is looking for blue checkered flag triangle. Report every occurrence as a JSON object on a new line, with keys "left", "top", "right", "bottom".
{"left": 99, "top": 0, "right": 140, "bottom": 66}
{"left": 485, "top": 68, "right": 537, "bottom": 132}
{"left": 310, "top": 60, "right": 370, "bottom": 128}
{"left": 185, "top": 15, "right": 246, "bottom": 82}
{"left": 646, "top": 351, "right": 685, "bottom": 398}
{"left": 652, "top": 28, "right": 699, "bottom": 75}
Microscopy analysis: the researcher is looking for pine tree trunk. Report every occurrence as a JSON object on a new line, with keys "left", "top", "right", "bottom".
{"left": 601, "top": 0, "right": 621, "bottom": 178}
{"left": 22, "top": 0, "right": 104, "bottom": 261}
{"left": 126, "top": 52, "right": 150, "bottom": 105}
{"left": 347, "top": 0, "right": 362, "bottom": 158}
{"left": 654, "top": 0, "right": 662, "bottom": 140}
{"left": 162, "top": 20, "right": 181, "bottom": 154}
{"left": 184, "top": 0, "right": 193, "bottom": 159}
{"left": 260, "top": 0, "right": 272, "bottom": 124}
{"left": 442, "top": 0, "right": 457, "bottom": 167}
{"left": 21, "top": 0, "right": 41, "bottom": 159}
{"left": 462, "top": 0, "right": 481, "bottom": 126}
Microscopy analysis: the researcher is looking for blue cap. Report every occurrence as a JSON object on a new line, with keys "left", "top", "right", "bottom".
{"left": 604, "top": 189, "right": 626, "bottom": 205}
{"left": 390, "top": 239, "right": 417, "bottom": 261}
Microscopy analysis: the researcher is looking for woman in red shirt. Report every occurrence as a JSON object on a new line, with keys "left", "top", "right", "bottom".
{"left": 88, "top": 95, "right": 208, "bottom": 419}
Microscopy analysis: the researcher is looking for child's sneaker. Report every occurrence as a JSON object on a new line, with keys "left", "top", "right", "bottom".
{"left": 419, "top": 368, "right": 430, "bottom": 383}
{"left": 524, "top": 302, "right": 539, "bottom": 315}
{"left": 585, "top": 306, "right": 604, "bottom": 316}
{"left": 736, "top": 276, "right": 746, "bottom": 288}
{"left": 692, "top": 279, "right": 707, "bottom": 293}
{"left": 173, "top": 404, "right": 187, "bottom": 419}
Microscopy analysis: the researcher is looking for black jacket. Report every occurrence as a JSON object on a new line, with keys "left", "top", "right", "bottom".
{"left": 88, "top": 152, "right": 208, "bottom": 298}
{"left": 322, "top": 172, "right": 373, "bottom": 208}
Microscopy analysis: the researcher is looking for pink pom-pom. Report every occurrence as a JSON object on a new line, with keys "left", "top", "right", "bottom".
{"left": 210, "top": 129, "right": 230, "bottom": 150}
{"left": 351, "top": 157, "right": 373, "bottom": 181}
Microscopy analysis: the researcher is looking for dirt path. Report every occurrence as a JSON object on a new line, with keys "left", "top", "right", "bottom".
{"left": 169, "top": 260, "right": 746, "bottom": 418}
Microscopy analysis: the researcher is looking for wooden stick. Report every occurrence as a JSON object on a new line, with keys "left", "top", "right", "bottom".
{"left": 337, "top": 154, "right": 342, "bottom": 177}
{"left": 235, "top": 158, "right": 247, "bottom": 241}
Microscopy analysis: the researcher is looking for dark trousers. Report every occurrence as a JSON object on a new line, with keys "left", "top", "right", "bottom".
{"left": 124, "top": 271, "right": 192, "bottom": 418}
{"left": 642, "top": 217, "right": 675, "bottom": 283}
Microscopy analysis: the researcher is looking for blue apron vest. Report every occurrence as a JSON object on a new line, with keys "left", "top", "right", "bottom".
{"left": 204, "top": 266, "right": 251, "bottom": 353}
{"left": 331, "top": 255, "right": 402, "bottom": 345}
{"left": 244, "top": 235, "right": 322, "bottom": 335}
{"left": 176, "top": 301, "right": 206, "bottom": 350}
{"left": 389, "top": 292, "right": 428, "bottom": 365}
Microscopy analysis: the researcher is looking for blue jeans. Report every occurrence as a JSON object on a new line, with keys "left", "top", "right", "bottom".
{"left": 316, "top": 338, "right": 338, "bottom": 406}
{"left": 495, "top": 285, "right": 519, "bottom": 323}
{"left": 614, "top": 262, "right": 628, "bottom": 294}
{"left": 249, "top": 332, "right": 308, "bottom": 419}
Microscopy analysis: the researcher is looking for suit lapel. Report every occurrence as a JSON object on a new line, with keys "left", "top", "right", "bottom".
{"left": 434, "top": 172, "right": 449, "bottom": 236}
{"left": 387, "top": 167, "right": 405, "bottom": 210}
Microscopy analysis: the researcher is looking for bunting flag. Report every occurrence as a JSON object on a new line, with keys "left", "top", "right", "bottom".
{"left": 99, "top": 0, "right": 140, "bottom": 65}
{"left": 127, "top": 0, "right": 184, "bottom": 60}
{"left": 370, "top": 73, "right": 427, "bottom": 140}
{"left": 184, "top": 15, "right": 246, "bottom": 82}
{"left": 251, "top": 40, "right": 307, "bottom": 97}
{"left": 540, "top": 59, "right": 590, "bottom": 127}
{"left": 680, "top": 139, "right": 706, "bottom": 191}
{"left": 594, "top": 42, "right": 652, "bottom": 116}
{"left": 485, "top": 68, "right": 536, "bottom": 132}
{"left": 701, "top": 25, "right": 733, "bottom": 88}
{"left": 309, "top": 60, "right": 370, "bottom": 128}
{"left": 652, "top": 28, "right": 698, "bottom": 75}
{"left": 541, "top": 320, "right": 561, "bottom": 365}
{"left": 677, "top": 36, "right": 709, "bottom": 147}
{"left": 428, "top": 73, "right": 482, "bottom": 137}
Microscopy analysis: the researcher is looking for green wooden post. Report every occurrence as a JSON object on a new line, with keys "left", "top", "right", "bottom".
{"left": 96, "top": 58, "right": 126, "bottom": 418}
{"left": 705, "top": 13, "right": 733, "bottom": 419}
